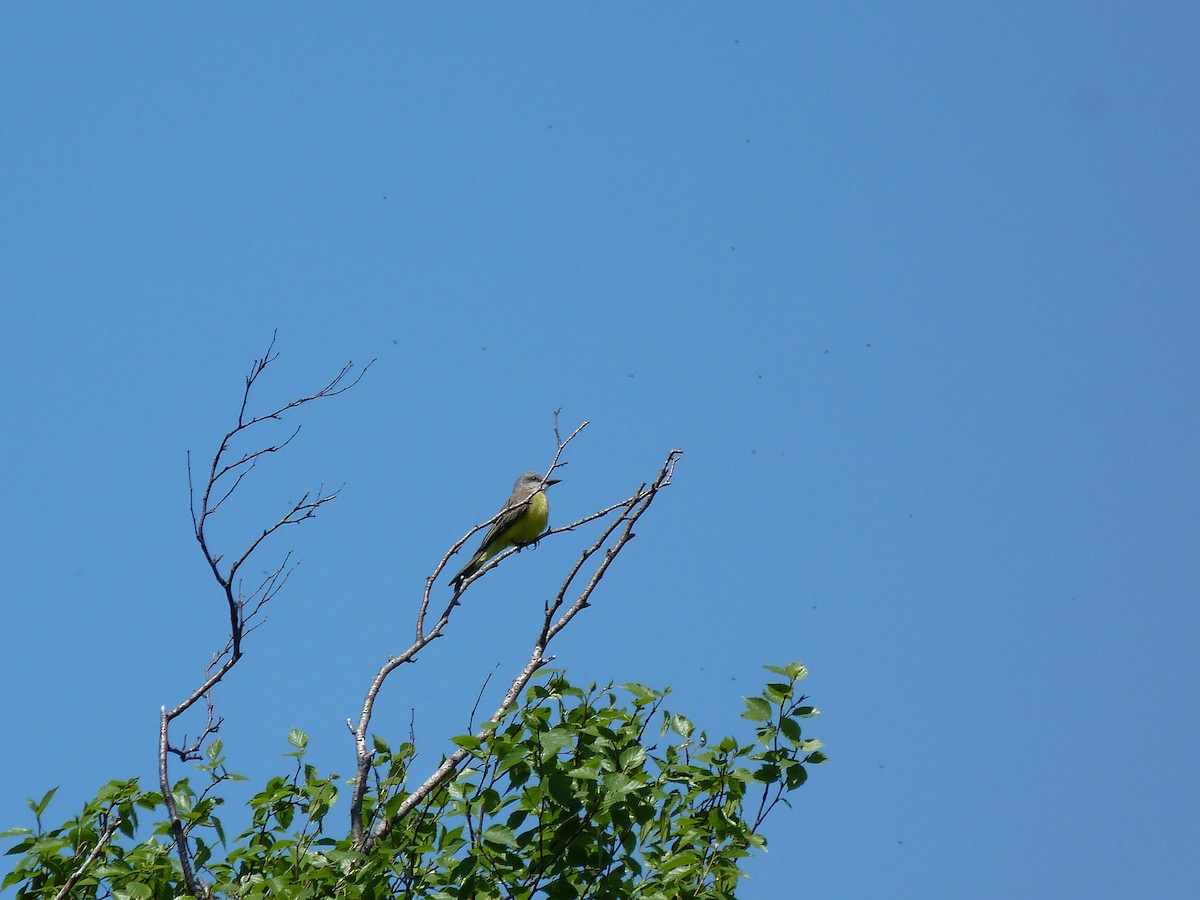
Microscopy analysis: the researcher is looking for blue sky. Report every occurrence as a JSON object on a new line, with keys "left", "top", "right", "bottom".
{"left": 2, "top": 5, "right": 1197, "bottom": 897}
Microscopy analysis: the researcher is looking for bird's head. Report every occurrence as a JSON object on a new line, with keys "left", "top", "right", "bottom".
{"left": 516, "top": 471, "right": 561, "bottom": 491}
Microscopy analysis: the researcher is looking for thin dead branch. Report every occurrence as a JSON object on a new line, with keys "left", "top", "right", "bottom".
{"left": 162, "top": 334, "right": 370, "bottom": 895}
{"left": 52, "top": 814, "right": 122, "bottom": 900}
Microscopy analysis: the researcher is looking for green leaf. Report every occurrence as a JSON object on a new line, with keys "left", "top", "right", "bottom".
{"left": 288, "top": 729, "right": 308, "bottom": 751}
{"left": 763, "top": 662, "right": 808, "bottom": 681}
{"left": 764, "top": 682, "right": 794, "bottom": 702}
{"left": 785, "top": 765, "right": 809, "bottom": 789}
{"left": 539, "top": 727, "right": 576, "bottom": 757}
{"left": 601, "top": 772, "right": 643, "bottom": 801}
{"left": 276, "top": 801, "right": 295, "bottom": 829}
{"left": 483, "top": 824, "right": 518, "bottom": 848}
{"left": 660, "top": 850, "right": 701, "bottom": 873}
{"left": 2, "top": 871, "right": 25, "bottom": 891}
{"left": 669, "top": 713, "right": 694, "bottom": 739}
{"left": 619, "top": 745, "right": 647, "bottom": 771}
{"left": 567, "top": 761, "right": 601, "bottom": 781}
{"left": 620, "top": 682, "right": 663, "bottom": 703}
{"left": 544, "top": 773, "right": 575, "bottom": 811}
{"left": 741, "top": 697, "right": 772, "bottom": 722}
{"left": 28, "top": 787, "right": 57, "bottom": 817}
{"left": 136, "top": 792, "right": 163, "bottom": 809}
{"left": 753, "top": 764, "right": 781, "bottom": 783}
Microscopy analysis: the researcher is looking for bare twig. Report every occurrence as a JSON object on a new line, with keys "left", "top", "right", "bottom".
{"left": 468, "top": 664, "right": 501, "bottom": 733}
{"left": 355, "top": 447, "right": 683, "bottom": 852}
{"left": 161, "top": 334, "right": 371, "bottom": 895}
{"left": 53, "top": 814, "right": 122, "bottom": 900}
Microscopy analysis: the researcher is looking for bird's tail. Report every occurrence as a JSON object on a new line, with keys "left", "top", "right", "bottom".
{"left": 450, "top": 552, "right": 485, "bottom": 592}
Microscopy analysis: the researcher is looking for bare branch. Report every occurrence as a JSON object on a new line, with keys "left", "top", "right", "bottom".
{"left": 206, "top": 460, "right": 258, "bottom": 519}
{"left": 228, "top": 486, "right": 341, "bottom": 584}
{"left": 212, "top": 425, "right": 301, "bottom": 489}
{"left": 53, "top": 814, "right": 122, "bottom": 900}
{"left": 369, "top": 652, "right": 550, "bottom": 849}
{"left": 159, "top": 336, "right": 370, "bottom": 895}
{"left": 160, "top": 706, "right": 199, "bottom": 894}
{"left": 168, "top": 689, "right": 224, "bottom": 763}
{"left": 468, "top": 664, "right": 501, "bottom": 733}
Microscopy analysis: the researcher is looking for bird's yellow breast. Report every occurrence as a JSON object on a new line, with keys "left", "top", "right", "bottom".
{"left": 504, "top": 490, "right": 550, "bottom": 546}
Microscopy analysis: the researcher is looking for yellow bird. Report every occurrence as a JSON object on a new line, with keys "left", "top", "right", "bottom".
{"left": 451, "top": 471, "right": 561, "bottom": 591}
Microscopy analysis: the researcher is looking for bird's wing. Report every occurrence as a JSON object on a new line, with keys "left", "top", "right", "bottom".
{"left": 473, "top": 492, "right": 533, "bottom": 552}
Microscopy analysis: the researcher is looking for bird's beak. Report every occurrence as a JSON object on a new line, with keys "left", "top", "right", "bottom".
{"left": 545, "top": 478, "right": 562, "bottom": 486}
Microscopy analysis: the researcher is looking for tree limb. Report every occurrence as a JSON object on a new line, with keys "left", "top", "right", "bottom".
{"left": 52, "top": 814, "right": 122, "bottom": 900}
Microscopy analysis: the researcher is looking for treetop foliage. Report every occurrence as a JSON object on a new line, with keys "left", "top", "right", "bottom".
{"left": 3, "top": 666, "right": 823, "bottom": 899}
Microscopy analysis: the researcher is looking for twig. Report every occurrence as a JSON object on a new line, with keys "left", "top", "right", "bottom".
{"left": 468, "top": 664, "right": 501, "bottom": 733}
{"left": 53, "top": 815, "right": 122, "bottom": 900}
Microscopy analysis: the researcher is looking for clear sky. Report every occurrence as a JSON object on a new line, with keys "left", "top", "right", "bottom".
{"left": 2, "top": 5, "right": 1197, "bottom": 898}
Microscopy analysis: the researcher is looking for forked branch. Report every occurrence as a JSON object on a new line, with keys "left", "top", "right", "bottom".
{"left": 162, "top": 334, "right": 371, "bottom": 896}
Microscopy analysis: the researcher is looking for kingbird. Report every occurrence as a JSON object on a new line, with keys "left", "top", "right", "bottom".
{"left": 450, "top": 471, "right": 561, "bottom": 591}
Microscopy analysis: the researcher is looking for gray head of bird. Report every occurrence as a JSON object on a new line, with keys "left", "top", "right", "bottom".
{"left": 516, "top": 471, "right": 561, "bottom": 492}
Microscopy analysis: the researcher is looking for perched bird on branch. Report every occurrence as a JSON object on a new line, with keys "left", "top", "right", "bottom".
{"left": 451, "top": 471, "right": 561, "bottom": 592}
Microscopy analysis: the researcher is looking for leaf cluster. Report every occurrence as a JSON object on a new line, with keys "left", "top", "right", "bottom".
{"left": 3, "top": 665, "right": 822, "bottom": 899}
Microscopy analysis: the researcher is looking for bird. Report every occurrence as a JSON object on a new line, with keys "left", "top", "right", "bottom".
{"left": 450, "top": 471, "right": 561, "bottom": 592}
